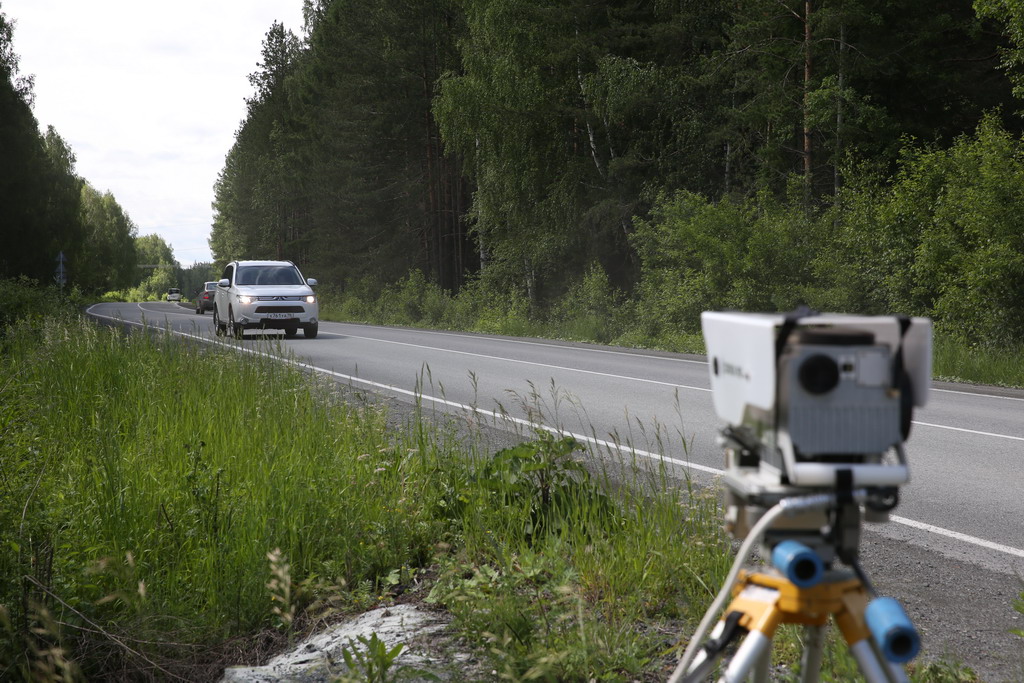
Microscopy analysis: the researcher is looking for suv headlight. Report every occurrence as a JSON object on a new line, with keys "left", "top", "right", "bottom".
{"left": 238, "top": 295, "right": 255, "bottom": 305}
{"left": 306, "top": 295, "right": 316, "bottom": 304}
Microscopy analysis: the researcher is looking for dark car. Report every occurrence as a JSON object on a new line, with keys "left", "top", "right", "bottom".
{"left": 194, "top": 281, "right": 218, "bottom": 314}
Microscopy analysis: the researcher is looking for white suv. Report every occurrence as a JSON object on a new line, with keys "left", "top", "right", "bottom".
{"left": 213, "top": 260, "right": 319, "bottom": 339}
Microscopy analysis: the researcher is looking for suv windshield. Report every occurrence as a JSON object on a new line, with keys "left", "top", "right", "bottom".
{"left": 235, "top": 265, "right": 303, "bottom": 286}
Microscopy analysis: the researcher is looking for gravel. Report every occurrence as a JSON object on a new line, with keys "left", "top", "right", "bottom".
{"left": 859, "top": 530, "right": 1024, "bottom": 682}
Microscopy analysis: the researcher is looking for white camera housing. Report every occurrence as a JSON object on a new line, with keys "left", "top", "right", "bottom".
{"left": 702, "top": 311, "right": 931, "bottom": 488}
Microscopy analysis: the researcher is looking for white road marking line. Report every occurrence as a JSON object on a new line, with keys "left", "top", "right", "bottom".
{"left": 889, "top": 516, "right": 1024, "bottom": 559}
{"left": 138, "top": 302, "right": 200, "bottom": 317}
{"left": 83, "top": 306, "right": 1024, "bottom": 560}
{"left": 91, "top": 306, "right": 1024, "bottom": 440}
{"left": 931, "top": 386, "right": 1024, "bottom": 402}
{"left": 339, "top": 332, "right": 711, "bottom": 392}
{"left": 338, "top": 323, "right": 709, "bottom": 364}
{"left": 911, "top": 421, "right": 1024, "bottom": 442}
{"left": 334, "top": 326, "right": 1024, "bottom": 402}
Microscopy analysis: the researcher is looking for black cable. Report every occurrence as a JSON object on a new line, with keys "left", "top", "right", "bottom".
{"left": 850, "top": 558, "right": 876, "bottom": 597}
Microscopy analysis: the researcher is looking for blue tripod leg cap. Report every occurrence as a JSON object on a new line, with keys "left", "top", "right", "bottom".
{"left": 771, "top": 540, "right": 824, "bottom": 588}
{"left": 865, "top": 597, "right": 920, "bottom": 663}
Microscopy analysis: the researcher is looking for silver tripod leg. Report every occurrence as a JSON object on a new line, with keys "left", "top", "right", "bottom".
{"left": 683, "top": 619, "right": 727, "bottom": 682}
{"left": 683, "top": 627, "right": 769, "bottom": 683}
{"left": 868, "top": 637, "right": 910, "bottom": 683}
{"left": 751, "top": 643, "right": 771, "bottom": 683}
{"left": 850, "top": 639, "right": 902, "bottom": 683}
{"left": 799, "top": 625, "right": 825, "bottom": 683}
{"left": 721, "top": 631, "right": 771, "bottom": 682}
{"left": 883, "top": 659, "right": 910, "bottom": 683}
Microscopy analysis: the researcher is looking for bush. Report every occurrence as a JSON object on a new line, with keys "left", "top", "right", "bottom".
{"left": 904, "top": 116, "right": 1024, "bottom": 346}
{"left": 815, "top": 115, "right": 1024, "bottom": 348}
{"left": 0, "top": 277, "right": 80, "bottom": 339}
{"left": 439, "top": 275, "right": 536, "bottom": 337}
{"left": 624, "top": 117, "right": 1024, "bottom": 353}
{"left": 313, "top": 118, "right": 1024, "bottom": 366}
{"left": 628, "top": 190, "right": 818, "bottom": 339}
{"left": 126, "top": 267, "right": 177, "bottom": 302}
{"left": 549, "top": 263, "right": 625, "bottom": 343}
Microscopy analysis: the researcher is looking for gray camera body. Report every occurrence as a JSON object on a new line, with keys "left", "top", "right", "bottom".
{"left": 702, "top": 311, "right": 931, "bottom": 560}
{"left": 702, "top": 311, "right": 931, "bottom": 490}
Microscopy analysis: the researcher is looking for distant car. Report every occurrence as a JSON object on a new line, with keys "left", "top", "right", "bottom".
{"left": 166, "top": 288, "right": 182, "bottom": 302}
{"left": 213, "top": 260, "right": 319, "bottom": 339}
{"left": 194, "top": 281, "right": 218, "bottom": 314}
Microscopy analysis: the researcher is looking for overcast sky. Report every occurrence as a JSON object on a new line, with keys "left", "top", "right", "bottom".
{"left": 3, "top": 0, "right": 306, "bottom": 266}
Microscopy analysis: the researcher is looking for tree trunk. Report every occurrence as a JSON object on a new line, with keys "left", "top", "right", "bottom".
{"left": 835, "top": 17, "right": 846, "bottom": 195}
{"left": 724, "top": 141, "right": 731, "bottom": 193}
{"left": 803, "top": 0, "right": 813, "bottom": 204}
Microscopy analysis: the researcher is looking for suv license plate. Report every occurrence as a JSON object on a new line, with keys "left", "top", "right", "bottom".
{"left": 265, "top": 313, "right": 293, "bottom": 319}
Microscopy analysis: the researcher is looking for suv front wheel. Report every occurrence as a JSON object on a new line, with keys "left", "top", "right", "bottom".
{"left": 214, "top": 307, "right": 226, "bottom": 336}
{"left": 229, "top": 308, "right": 244, "bottom": 339}
{"left": 303, "top": 322, "right": 318, "bottom": 339}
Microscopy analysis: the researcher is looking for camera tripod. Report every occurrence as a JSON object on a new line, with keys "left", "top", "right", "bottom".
{"left": 667, "top": 492, "right": 919, "bottom": 683}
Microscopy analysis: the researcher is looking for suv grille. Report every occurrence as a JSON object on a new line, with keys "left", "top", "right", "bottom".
{"left": 255, "top": 306, "right": 305, "bottom": 314}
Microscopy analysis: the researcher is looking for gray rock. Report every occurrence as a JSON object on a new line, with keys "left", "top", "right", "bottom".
{"left": 221, "top": 605, "right": 483, "bottom": 682}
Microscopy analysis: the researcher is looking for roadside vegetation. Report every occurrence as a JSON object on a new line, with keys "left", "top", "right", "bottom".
{"left": 0, "top": 283, "right": 729, "bottom": 680}
{"left": 0, "top": 283, "right": 989, "bottom": 681}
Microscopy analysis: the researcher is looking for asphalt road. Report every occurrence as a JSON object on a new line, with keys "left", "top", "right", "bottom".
{"left": 87, "top": 301, "right": 1024, "bottom": 679}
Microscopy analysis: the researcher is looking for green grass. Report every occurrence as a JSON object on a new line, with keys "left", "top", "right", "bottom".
{"left": 932, "top": 335, "right": 1024, "bottom": 388}
{"left": 0, "top": 312, "right": 734, "bottom": 680}
{"left": 1, "top": 315, "right": 457, "bottom": 676}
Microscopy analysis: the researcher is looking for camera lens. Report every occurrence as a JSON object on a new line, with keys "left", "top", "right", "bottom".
{"left": 799, "top": 354, "right": 840, "bottom": 394}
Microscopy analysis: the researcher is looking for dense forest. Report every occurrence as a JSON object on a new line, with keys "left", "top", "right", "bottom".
{"left": 5, "top": 1, "right": 1024, "bottom": 347}
{"left": 210, "top": 0, "right": 1024, "bottom": 349}
{"left": 0, "top": 9, "right": 204, "bottom": 300}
